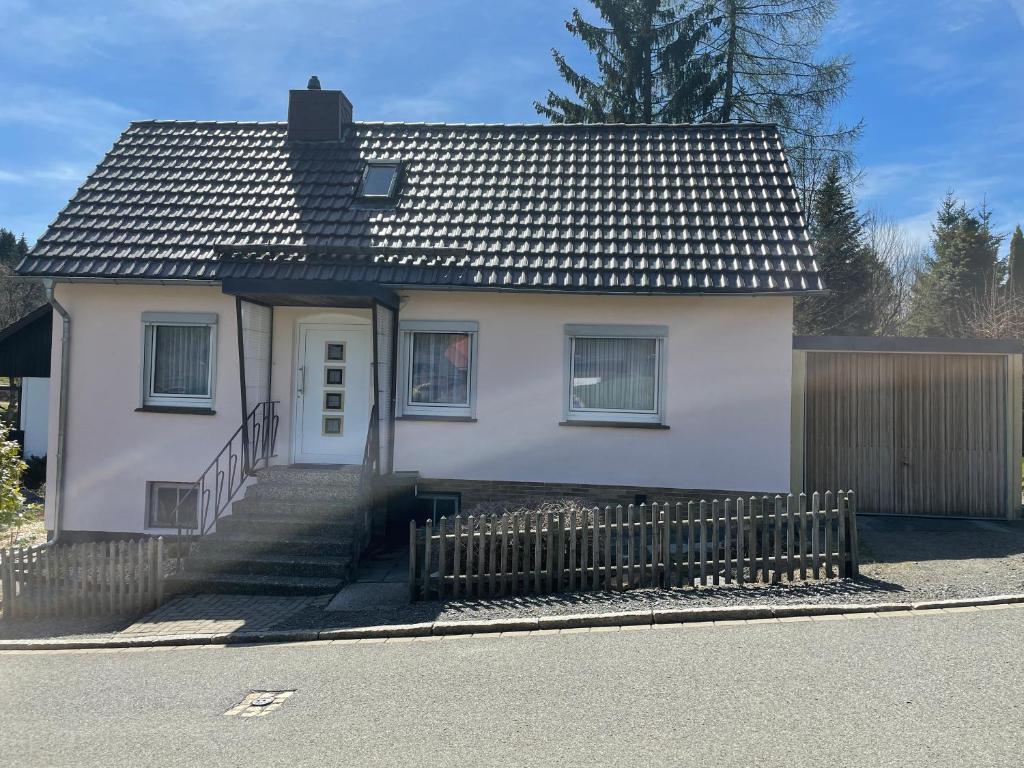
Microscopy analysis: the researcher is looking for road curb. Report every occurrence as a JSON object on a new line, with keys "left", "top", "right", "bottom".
{"left": 3, "top": 593, "right": 1023, "bottom": 651}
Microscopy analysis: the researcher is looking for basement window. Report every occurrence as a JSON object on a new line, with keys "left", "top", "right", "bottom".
{"left": 147, "top": 482, "right": 198, "bottom": 529}
{"left": 414, "top": 491, "right": 460, "bottom": 525}
{"left": 358, "top": 160, "right": 402, "bottom": 199}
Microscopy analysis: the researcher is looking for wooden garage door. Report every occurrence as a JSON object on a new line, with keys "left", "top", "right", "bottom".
{"left": 804, "top": 351, "right": 1008, "bottom": 517}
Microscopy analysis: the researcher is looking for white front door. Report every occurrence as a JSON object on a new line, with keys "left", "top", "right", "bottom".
{"left": 294, "top": 322, "right": 372, "bottom": 464}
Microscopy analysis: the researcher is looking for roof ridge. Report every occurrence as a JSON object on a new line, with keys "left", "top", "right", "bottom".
{"left": 129, "top": 118, "right": 778, "bottom": 131}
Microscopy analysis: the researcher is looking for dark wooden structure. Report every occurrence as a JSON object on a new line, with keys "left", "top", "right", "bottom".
{"left": 793, "top": 336, "right": 1023, "bottom": 519}
{"left": 0, "top": 306, "right": 52, "bottom": 451}
{"left": 0, "top": 305, "right": 51, "bottom": 379}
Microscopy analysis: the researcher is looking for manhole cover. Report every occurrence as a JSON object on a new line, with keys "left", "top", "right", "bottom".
{"left": 224, "top": 690, "right": 295, "bottom": 718}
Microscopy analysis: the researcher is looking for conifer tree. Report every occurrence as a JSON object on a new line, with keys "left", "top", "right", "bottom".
{"left": 794, "top": 162, "right": 891, "bottom": 335}
{"left": 536, "top": 0, "right": 723, "bottom": 123}
{"left": 1009, "top": 224, "right": 1024, "bottom": 295}
{"left": 709, "top": 0, "right": 860, "bottom": 206}
{"left": 905, "top": 194, "right": 1003, "bottom": 337}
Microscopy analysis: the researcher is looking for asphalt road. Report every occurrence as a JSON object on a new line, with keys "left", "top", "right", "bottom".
{"left": 2, "top": 608, "right": 1022, "bottom": 767}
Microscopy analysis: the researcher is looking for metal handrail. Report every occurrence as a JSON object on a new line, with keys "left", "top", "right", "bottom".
{"left": 360, "top": 403, "right": 380, "bottom": 494}
{"left": 174, "top": 401, "right": 280, "bottom": 569}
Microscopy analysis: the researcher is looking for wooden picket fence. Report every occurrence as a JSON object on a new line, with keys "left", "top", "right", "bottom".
{"left": 410, "top": 491, "right": 858, "bottom": 601}
{"left": 0, "top": 538, "right": 166, "bottom": 620}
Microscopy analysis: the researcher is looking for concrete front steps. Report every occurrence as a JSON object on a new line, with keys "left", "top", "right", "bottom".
{"left": 166, "top": 465, "right": 370, "bottom": 596}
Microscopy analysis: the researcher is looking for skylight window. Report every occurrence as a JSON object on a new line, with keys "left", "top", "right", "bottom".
{"left": 359, "top": 160, "right": 401, "bottom": 199}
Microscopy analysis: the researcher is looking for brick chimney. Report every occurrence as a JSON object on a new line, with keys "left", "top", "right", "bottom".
{"left": 287, "top": 76, "right": 353, "bottom": 142}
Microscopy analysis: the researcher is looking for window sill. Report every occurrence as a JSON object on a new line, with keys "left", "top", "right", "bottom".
{"left": 559, "top": 420, "right": 669, "bottom": 430}
{"left": 135, "top": 406, "right": 217, "bottom": 416}
{"left": 397, "top": 415, "right": 477, "bottom": 423}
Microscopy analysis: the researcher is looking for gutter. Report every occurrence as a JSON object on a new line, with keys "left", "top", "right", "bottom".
{"left": 43, "top": 278, "right": 70, "bottom": 544}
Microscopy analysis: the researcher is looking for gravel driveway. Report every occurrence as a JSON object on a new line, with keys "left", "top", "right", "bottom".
{"left": 857, "top": 514, "right": 1024, "bottom": 600}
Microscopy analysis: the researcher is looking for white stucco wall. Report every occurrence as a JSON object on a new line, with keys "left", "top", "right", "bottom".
{"left": 393, "top": 292, "right": 794, "bottom": 493}
{"left": 20, "top": 376, "right": 50, "bottom": 458}
{"left": 46, "top": 282, "right": 793, "bottom": 533}
{"left": 44, "top": 283, "right": 244, "bottom": 534}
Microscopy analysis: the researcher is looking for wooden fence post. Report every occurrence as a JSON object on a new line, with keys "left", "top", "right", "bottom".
{"left": 686, "top": 501, "right": 695, "bottom": 588}
{"left": 421, "top": 518, "right": 432, "bottom": 600}
{"left": 847, "top": 491, "right": 859, "bottom": 577}
{"left": 772, "top": 496, "right": 782, "bottom": 585}
{"left": 824, "top": 491, "right": 834, "bottom": 578}
{"left": 711, "top": 500, "right": 720, "bottom": 586}
{"left": 489, "top": 514, "right": 499, "bottom": 596}
{"left": 735, "top": 498, "right": 745, "bottom": 586}
{"left": 155, "top": 537, "right": 164, "bottom": 609}
{"left": 661, "top": 504, "right": 671, "bottom": 589}
{"left": 598, "top": 507, "right": 606, "bottom": 593}
{"left": 811, "top": 492, "right": 821, "bottom": 579}
{"left": 672, "top": 503, "right": 682, "bottom": 588}
{"left": 482, "top": 516, "right": 491, "bottom": 597}
{"left": 698, "top": 500, "right": 708, "bottom": 587}
{"left": 760, "top": 497, "right": 770, "bottom": 583}
{"left": 723, "top": 499, "right": 732, "bottom": 585}
{"left": 786, "top": 494, "right": 796, "bottom": 581}
{"left": 837, "top": 491, "right": 848, "bottom": 578}
{"left": 798, "top": 493, "right": 808, "bottom": 580}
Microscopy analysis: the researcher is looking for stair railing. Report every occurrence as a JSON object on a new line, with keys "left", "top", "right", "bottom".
{"left": 356, "top": 404, "right": 381, "bottom": 552}
{"left": 360, "top": 403, "right": 380, "bottom": 493}
{"left": 173, "top": 400, "right": 280, "bottom": 569}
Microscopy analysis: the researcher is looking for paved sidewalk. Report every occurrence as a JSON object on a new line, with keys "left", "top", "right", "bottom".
{"left": 325, "top": 548, "right": 407, "bottom": 611}
{"left": 120, "top": 594, "right": 330, "bottom": 638}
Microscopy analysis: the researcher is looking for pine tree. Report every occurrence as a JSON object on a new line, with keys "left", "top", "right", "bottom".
{"left": 538, "top": 1, "right": 860, "bottom": 206}
{"left": 536, "top": 1, "right": 723, "bottom": 123}
{"left": 709, "top": 0, "right": 861, "bottom": 208}
{"left": 1009, "top": 225, "right": 1024, "bottom": 295}
{"left": 905, "top": 194, "right": 1004, "bottom": 337}
{"left": 794, "top": 163, "right": 891, "bottom": 335}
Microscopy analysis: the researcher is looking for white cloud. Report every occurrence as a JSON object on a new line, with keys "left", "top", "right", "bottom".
{"left": 0, "top": 87, "right": 135, "bottom": 154}
{"left": 0, "top": 161, "right": 95, "bottom": 186}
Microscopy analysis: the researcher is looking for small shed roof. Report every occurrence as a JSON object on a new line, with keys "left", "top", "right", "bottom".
{"left": 0, "top": 305, "right": 52, "bottom": 377}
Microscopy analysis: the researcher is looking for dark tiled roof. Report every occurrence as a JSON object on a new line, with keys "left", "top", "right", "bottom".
{"left": 20, "top": 120, "right": 822, "bottom": 293}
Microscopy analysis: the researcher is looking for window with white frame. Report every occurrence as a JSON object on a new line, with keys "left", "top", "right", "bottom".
{"left": 564, "top": 324, "right": 667, "bottom": 424}
{"left": 147, "top": 482, "right": 198, "bottom": 529}
{"left": 400, "top": 320, "right": 477, "bottom": 418}
{"left": 142, "top": 312, "right": 217, "bottom": 409}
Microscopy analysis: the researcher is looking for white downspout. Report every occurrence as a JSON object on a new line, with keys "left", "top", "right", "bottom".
{"left": 43, "top": 278, "right": 70, "bottom": 543}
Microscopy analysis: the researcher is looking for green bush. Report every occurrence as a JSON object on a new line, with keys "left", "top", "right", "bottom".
{"left": 0, "top": 424, "right": 26, "bottom": 535}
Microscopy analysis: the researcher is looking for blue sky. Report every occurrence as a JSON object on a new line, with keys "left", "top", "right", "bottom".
{"left": 1, "top": 0, "right": 1022, "bottom": 253}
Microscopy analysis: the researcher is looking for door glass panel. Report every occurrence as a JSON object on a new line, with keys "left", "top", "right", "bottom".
{"left": 325, "top": 367, "right": 344, "bottom": 386}
{"left": 326, "top": 343, "right": 345, "bottom": 361}
{"left": 324, "top": 392, "right": 344, "bottom": 410}
{"left": 323, "top": 416, "right": 344, "bottom": 435}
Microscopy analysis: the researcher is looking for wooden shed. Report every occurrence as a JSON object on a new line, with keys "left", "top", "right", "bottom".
{"left": 791, "top": 336, "right": 1023, "bottom": 519}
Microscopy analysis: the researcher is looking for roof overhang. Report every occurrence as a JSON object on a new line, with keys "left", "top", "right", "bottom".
{"left": 793, "top": 335, "right": 1024, "bottom": 355}
{"left": 221, "top": 277, "right": 400, "bottom": 310}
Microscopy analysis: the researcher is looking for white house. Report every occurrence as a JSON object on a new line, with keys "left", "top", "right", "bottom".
{"left": 18, "top": 80, "right": 822, "bottom": 592}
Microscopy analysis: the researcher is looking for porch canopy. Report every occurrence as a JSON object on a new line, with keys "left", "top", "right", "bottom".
{"left": 221, "top": 275, "right": 398, "bottom": 475}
